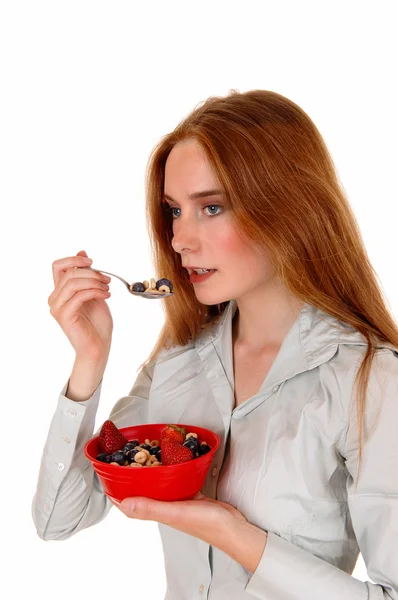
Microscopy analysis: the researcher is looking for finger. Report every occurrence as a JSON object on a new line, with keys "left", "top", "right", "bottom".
{"left": 52, "top": 251, "right": 93, "bottom": 287}
{"left": 49, "top": 266, "right": 110, "bottom": 307}
{"left": 49, "top": 276, "right": 111, "bottom": 316}
{"left": 119, "top": 496, "right": 221, "bottom": 534}
{"left": 119, "top": 497, "right": 192, "bottom": 526}
{"left": 58, "top": 288, "right": 112, "bottom": 325}
{"left": 193, "top": 492, "right": 205, "bottom": 500}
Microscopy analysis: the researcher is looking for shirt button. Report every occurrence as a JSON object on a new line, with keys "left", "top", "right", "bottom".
{"left": 199, "top": 584, "right": 204, "bottom": 593}
{"left": 212, "top": 466, "right": 218, "bottom": 477}
{"left": 57, "top": 463, "right": 65, "bottom": 471}
{"left": 272, "top": 385, "right": 280, "bottom": 393}
{"left": 68, "top": 409, "right": 77, "bottom": 418}
{"left": 63, "top": 436, "right": 71, "bottom": 444}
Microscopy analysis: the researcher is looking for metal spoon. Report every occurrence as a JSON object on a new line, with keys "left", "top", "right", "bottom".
{"left": 85, "top": 267, "right": 173, "bottom": 299}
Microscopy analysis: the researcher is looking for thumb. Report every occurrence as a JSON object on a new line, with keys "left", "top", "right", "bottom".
{"left": 76, "top": 249, "right": 88, "bottom": 257}
{"left": 193, "top": 492, "right": 206, "bottom": 500}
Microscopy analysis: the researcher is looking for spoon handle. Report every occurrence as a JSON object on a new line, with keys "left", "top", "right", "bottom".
{"left": 86, "top": 267, "right": 131, "bottom": 288}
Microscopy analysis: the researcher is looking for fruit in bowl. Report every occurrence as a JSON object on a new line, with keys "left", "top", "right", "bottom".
{"left": 84, "top": 421, "right": 220, "bottom": 502}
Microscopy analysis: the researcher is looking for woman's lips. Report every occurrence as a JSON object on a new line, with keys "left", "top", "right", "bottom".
{"left": 189, "top": 269, "right": 217, "bottom": 284}
{"left": 186, "top": 267, "right": 215, "bottom": 274}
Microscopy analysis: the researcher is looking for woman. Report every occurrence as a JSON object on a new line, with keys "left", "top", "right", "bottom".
{"left": 33, "top": 90, "right": 398, "bottom": 599}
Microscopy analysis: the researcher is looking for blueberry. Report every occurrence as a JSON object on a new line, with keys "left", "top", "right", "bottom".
{"left": 132, "top": 282, "right": 145, "bottom": 292}
{"left": 198, "top": 442, "right": 211, "bottom": 455}
{"left": 183, "top": 438, "right": 200, "bottom": 457}
{"left": 183, "top": 437, "right": 199, "bottom": 448}
{"left": 184, "top": 436, "right": 199, "bottom": 447}
{"left": 149, "top": 445, "right": 161, "bottom": 455}
{"left": 126, "top": 448, "right": 140, "bottom": 463}
{"left": 140, "top": 443, "right": 152, "bottom": 452}
{"left": 156, "top": 450, "right": 161, "bottom": 462}
{"left": 156, "top": 278, "right": 173, "bottom": 293}
{"left": 111, "top": 451, "right": 126, "bottom": 465}
{"left": 123, "top": 442, "right": 138, "bottom": 453}
{"left": 96, "top": 452, "right": 110, "bottom": 462}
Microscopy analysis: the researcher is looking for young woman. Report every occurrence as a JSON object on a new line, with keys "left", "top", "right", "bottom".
{"left": 33, "top": 90, "right": 398, "bottom": 599}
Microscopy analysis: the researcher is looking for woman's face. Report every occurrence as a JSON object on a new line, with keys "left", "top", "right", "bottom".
{"left": 164, "top": 139, "right": 277, "bottom": 305}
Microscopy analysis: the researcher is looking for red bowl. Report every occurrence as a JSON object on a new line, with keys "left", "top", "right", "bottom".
{"left": 84, "top": 423, "right": 220, "bottom": 503}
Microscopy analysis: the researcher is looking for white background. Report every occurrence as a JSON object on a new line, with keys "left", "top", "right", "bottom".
{"left": 1, "top": 1, "right": 397, "bottom": 598}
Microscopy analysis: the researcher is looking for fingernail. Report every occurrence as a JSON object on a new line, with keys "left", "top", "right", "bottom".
{"left": 122, "top": 500, "right": 135, "bottom": 512}
{"left": 84, "top": 258, "right": 92, "bottom": 263}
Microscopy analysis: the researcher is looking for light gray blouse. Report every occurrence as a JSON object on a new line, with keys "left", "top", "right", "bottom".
{"left": 32, "top": 300, "right": 398, "bottom": 599}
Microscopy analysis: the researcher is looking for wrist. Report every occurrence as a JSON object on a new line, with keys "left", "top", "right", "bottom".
{"left": 66, "top": 356, "right": 108, "bottom": 402}
{"left": 74, "top": 356, "right": 108, "bottom": 371}
{"left": 223, "top": 517, "right": 268, "bottom": 574}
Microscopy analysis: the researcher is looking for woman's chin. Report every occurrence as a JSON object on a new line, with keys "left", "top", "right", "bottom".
{"left": 194, "top": 291, "right": 231, "bottom": 307}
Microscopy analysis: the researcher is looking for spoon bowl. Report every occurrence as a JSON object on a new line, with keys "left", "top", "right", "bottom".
{"left": 86, "top": 267, "right": 174, "bottom": 299}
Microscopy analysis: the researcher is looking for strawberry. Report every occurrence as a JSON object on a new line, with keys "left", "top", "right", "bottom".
{"left": 161, "top": 440, "right": 194, "bottom": 466}
{"left": 160, "top": 424, "right": 186, "bottom": 445}
{"left": 98, "top": 420, "right": 128, "bottom": 455}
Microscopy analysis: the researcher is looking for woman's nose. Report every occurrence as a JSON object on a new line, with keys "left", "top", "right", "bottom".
{"left": 171, "top": 218, "right": 200, "bottom": 254}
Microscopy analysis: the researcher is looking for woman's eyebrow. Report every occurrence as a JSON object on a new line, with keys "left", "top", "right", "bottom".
{"left": 163, "top": 189, "right": 225, "bottom": 202}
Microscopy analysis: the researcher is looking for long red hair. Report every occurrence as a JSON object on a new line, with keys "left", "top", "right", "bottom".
{"left": 141, "top": 89, "right": 398, "bottom": 485}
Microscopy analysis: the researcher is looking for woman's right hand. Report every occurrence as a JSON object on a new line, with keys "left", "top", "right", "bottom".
{"left": 48, "top": 250, "right": 114, "bottom": 364}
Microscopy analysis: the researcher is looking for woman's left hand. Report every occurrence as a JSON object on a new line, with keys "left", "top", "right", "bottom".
{"left": 111, "top": 492, "right": 248, "bottom": 548}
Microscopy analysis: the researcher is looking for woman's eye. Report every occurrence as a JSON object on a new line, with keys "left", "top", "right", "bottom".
{"left": 163, "top": 204, "right": 223, "bottom": 219}
{"left": 171, "top": 207, "right": 181, "bottom": 218}
{"left": 163, "top": 205, "right": 181, "bottom": 218}
{"left": 204, "top": 204, "right": 222, "bottom": 216}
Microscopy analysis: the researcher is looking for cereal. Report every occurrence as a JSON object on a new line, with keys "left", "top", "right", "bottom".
{"left": 129, "top": 278, "right": 174, "bottom": 295}
{"left": 134, "top": 451, "right": 147, "bottom": 465}
{"left": 96, "top": 431, "right": 211, "bottom": 468}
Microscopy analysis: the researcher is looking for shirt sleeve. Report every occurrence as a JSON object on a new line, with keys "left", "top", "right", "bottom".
{"left": 32, "top": 361, "right": 155, "bottom": 541}
{"left": 244, "top": 348, "right": 398, "bottom": 600}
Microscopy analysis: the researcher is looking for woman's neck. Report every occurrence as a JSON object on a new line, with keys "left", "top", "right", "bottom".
{"left": 232, "top": 285, "right": 304, "bottom": 353}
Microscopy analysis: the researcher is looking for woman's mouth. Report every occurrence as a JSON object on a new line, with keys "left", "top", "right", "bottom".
{"left": 188, "top": 269, "right": 217, "bottom": 284}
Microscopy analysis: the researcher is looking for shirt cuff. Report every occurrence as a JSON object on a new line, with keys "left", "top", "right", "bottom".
{"left": 32, "top": 379, "right": 104, "bottom": 538}
{"left": 44, "top": 378, "right": 103, "bottom": 478}
{"left": 245, "top": 531, "right": 366, "bottom": 600}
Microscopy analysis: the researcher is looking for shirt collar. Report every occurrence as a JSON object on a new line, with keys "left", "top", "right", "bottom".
{"left": 195, "top": 299, "right": 396, "bottom": 391}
